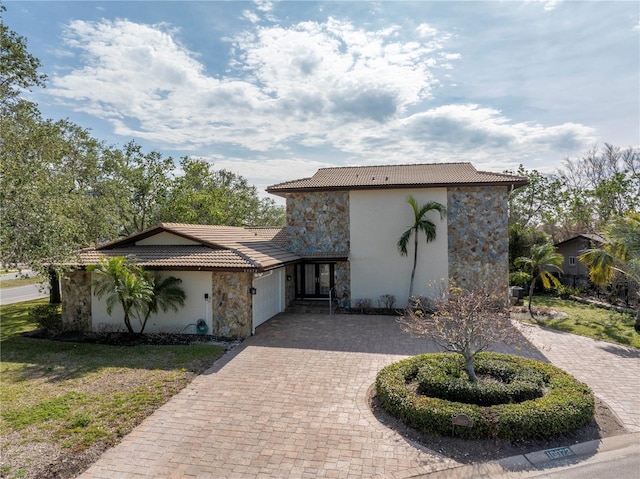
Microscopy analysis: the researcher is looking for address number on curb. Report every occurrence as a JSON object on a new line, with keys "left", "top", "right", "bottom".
{"left": 543, "top": 447, "right": 575, "bottom": 460}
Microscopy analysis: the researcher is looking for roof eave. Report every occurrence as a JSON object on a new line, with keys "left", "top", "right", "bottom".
{"left": 268, "top": 180, "right": 529, "bottom": 195}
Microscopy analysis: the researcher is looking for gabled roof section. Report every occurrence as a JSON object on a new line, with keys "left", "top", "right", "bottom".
{"left": 76, "top": 223, "right": 299, "bottom": 271}
{"left": 554, "top": 233, "right": 606, "bottom": 248}
{"left": 266, "top": 162, "right": 528, "bottom": 196}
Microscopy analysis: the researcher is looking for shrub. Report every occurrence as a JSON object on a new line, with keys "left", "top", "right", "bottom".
{"left": 29, "top": 304, "right": 63, "bottom": 333}
{"left": 376, "top": 352, "right": 594, "bottom": 439}
{"left": 415, "top": 355, "right": 544, "bottom": 406}
{"left": 552, "top": 284, "right": 584, "bottom": 299}
{"left": 377, "top": 294, "right": 396, "bottom": 310}
{"left": 509, "top": 271, "right": 532, "bottom": 288}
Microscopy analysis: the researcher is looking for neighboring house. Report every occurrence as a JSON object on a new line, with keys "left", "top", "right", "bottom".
{"left": 554, "top": 233, "right": 606, "bottom": 288}
{"left": 62, "top": 162, "right": 527, "bottom": 338}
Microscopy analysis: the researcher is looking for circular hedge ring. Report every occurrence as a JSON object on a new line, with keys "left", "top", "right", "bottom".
{"left": 375, "top": 352, "right": 594, "bottom": 439}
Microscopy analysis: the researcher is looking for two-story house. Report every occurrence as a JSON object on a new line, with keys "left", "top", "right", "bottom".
{"left": 61, "top": 162, "right": 527, "bottom": 338}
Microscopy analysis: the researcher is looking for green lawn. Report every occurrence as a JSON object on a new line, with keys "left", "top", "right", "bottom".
{"left": 0, "top": 300, "right": 225, "bottom": 479}
{"left": 523, "top": 296, "right": 639, "bottom": 348}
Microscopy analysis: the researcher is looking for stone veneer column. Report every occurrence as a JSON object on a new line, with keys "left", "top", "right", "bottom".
{"left": 447, "top": 186, "right": 510, "bottom": 289}
{"left": 334, "top": 261, "right": 351, "bottom": 304}
{"left": 211, "top": 271, "right": 252, "bottom": 338}
{"left": 61, "top": 270, "right": 92, "bottom": 330}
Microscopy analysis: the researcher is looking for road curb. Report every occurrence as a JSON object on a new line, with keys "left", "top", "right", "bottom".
{"left": 410, "top": 432, "right": 640, "bottom": 479}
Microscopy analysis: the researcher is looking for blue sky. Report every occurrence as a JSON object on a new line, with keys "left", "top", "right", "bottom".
{"left": 5, "top": 1, "right": 639, "bottom": 198}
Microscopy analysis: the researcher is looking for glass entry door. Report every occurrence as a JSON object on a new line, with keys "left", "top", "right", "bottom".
{"left": 298, "top": 263, "right": 334, "bottom": 298}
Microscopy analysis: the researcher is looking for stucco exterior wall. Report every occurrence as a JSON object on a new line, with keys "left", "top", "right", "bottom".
{"left": 61, "top": 270, "right": 92, "bottom": 330}
{"left": 136, "top": 232, "right": 200, "bottom": 245}
{"left": 211, "top": 271, "right": 252, "bottom": 339}
{"left": 349, "top": 188, "right": 449, "bottom": 308}
{"left": 447, "top": 185, "right": 510, "bottom": 290}
{"left": 91, "top": 271, "right": 214, "bottom": 334}
{"left": 286, "top": 191, "right": 349, "bottom": 254}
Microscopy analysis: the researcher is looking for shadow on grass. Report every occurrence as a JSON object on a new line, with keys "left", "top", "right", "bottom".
{"left": 1, "top": 301, "right": 225, "bottom": 383}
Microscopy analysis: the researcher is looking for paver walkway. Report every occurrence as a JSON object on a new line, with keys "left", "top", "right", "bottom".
{"left": 515, "top": 321, "right": 640, "bottom": 433}
{"left": 79, "top": 313, "right": 638, "bottom": 479}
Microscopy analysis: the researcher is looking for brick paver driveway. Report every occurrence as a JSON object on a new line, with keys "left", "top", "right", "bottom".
{"left": 80, "top": 313, "right": 635, "bottom": 479}
{"left": 81, "top": 313, "right": 525, "bottom": 479}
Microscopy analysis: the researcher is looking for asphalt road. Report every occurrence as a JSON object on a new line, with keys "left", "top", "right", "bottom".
{"left": 0, "top": 283, "right": 49, "bottom": 305}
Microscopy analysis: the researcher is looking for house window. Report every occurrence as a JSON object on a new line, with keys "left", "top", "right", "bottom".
{"left": 569, "top": 256, "right": 576, "bottom": 266}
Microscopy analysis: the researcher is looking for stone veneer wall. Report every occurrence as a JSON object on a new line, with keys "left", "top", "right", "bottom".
{"left": 447, "top": 186, "right": 510, "bottom": 289}
{"left": 334, "top": 261, "right": 351, "bottom": 304}
{"left": 61, "top": 270, "right": 92, "bottom": 330}
{"left": 286, "top": 191, "right": 349, "bottom": 254}
{"left": 212, "top": 271, "right": 252, "bottom": 338}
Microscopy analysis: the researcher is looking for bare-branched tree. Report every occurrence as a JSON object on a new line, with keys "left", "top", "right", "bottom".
{"left": 398, "top": 279, "right": 523, "bottom": 382}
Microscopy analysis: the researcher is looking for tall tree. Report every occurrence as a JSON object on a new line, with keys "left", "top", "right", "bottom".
{"left": 160, "top": 157, "right": 284, "bottom": 226}
{"left": 0, "top": 2, "right": 46, "bottom": 112}
{"left": 88, "top": 256, "right": 154, "bottom": 334}
{"left": 579, "top": 213, "right": 640, "bottom": 332}
{"left": 515, "top": 243, "right": 564, "bottom": 318}
{"left": 102, "top": 141, "right": 174, "bottom": 236}
{"left": 397, "top": 195, "right": 447, "bottom": 299}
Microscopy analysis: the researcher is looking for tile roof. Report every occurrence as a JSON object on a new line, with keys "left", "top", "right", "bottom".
{"left": 73, "top": 246, "right": 257, "bottom": 270}
{"left": 267, "top": 162, "right": 528, "bottom": 195}
{"left": 73, "top": 223, "right": 300, "bottom": 271}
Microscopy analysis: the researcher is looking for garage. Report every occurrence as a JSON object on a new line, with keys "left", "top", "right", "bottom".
{"left": 252, "top": 268, "right": 284, "bottom": 332}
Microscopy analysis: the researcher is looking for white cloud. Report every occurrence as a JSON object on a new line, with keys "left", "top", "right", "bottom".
{"left": 50, "top": 16, "right": 453, "bottom": 151}
{"left": 417, "top": 23, "right": 438, "bottom": 38}
{"left": 46, "top": 12, "right": 599, "bottom": 178}
{"left": 527, "top": 0, "right": 561, "bottom": 12}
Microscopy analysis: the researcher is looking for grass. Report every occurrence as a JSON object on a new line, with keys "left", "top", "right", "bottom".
{"left": 522, "top": 295, "right": 639, "bottom": 348}
{"left": 0, "top": 276, "right": 46, "bottom": 289}
{"left": 0, "top": 299, "right": 226, "bottom": 479}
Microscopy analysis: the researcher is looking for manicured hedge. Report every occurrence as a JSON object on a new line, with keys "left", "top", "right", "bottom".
{"left": 375, "top": 352, "right": 594, "bottom": 439}
{"left": 415, "top": 355, "right": 545, "bottom": 406}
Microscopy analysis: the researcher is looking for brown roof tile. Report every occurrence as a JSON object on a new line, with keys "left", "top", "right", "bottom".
{"left": 92, "top": 224, "right": 299, "bottom": 271}
{"left": 72, "top": 246, "right": 257, "bottom": 270}
{"left": 267, "top": 162, "right": 528, "bottom": 195}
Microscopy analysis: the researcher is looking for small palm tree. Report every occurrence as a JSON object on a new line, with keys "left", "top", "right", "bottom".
{"left": 139, "top": 274, "right": 187, "bottom": 334}
{"left": 579, "top": 213, "right": 640, "bottom": 332}
{"left": 515, "top": 243, "right": 564, "bottom": 318}
{"left": 397, "top": 195, "right": 447, "bottom": 300}
{"left": 88, "top": 256, "right": 154, "bottom": 334}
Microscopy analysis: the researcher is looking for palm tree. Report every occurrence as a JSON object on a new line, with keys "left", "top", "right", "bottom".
{"left": 139, "top": 274, "right": 186, "bottom": 334}
{"left": 397, "top": 195, "right": 447, "bottom": 300}
{"left": 579, "top": 213, "right": 640, "bottom": 332}
{"left": 515, "top": 243, "right": 564, "bottom": 318}
{"left": 88, "top": 256, "right": 154, "bottom": 334}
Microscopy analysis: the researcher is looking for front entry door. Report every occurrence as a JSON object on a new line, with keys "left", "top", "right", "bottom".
{"left": 299, "top": 263, "right": 334, "bottom": 298}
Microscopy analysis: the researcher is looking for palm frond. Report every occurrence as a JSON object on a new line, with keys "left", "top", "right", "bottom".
{"left": 397, "top": 228, "right": 412, "bottom": 256}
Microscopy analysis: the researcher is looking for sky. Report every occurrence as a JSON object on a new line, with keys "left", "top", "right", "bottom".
{"left": 5, "top": 0, "right": 639, "bottom": 199}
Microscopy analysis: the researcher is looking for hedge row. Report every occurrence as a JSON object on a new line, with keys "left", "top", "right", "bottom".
{"left": 375, "top": 352, "right": 594, "bottom": 439}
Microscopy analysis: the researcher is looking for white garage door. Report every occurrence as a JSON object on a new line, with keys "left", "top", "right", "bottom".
{"left": 252, "top": 269, "right": 283, "bottom": 330}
